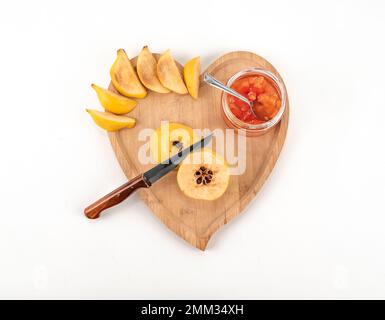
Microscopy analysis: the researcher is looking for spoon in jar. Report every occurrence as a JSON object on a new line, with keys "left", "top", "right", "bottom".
{"left": 203, "top": 73, "right": 258, "bottom": 117}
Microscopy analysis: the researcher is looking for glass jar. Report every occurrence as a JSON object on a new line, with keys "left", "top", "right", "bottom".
{"left": 221, "top": 68, "right": 287, "bottom": 137}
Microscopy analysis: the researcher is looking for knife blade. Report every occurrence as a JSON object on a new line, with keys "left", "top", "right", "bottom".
{"left": 84, "top": 133, "right": 213, "bottom": 219}
{"left": 144, "top": 133, "right": 213, "bottom": 185}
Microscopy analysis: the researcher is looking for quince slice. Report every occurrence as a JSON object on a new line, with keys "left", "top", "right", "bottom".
{"left": 137, "top": 46, "right": 170, "bottom": 93}
{"left": 183, "top": 56, "right": 201, "bottom": 99}
{"left": 110, "top": 49, "right": 147, "bottom": 98}
{"left": 149, "top": 122, "right": 199, "bottom": 163}
{"left": 157, "top": 50, "right": 188, "bottom": 94}
{"left": 91, "top": 84, "right": 137, "bottom": 114}
{"left": 177, "top": 149, "right": 230, "bottom": 201}
{"left": 86, "top": 109, "right": 136, "bottom": 131}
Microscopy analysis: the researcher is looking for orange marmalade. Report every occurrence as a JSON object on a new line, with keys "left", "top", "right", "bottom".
{"left": 227, "top": 75, "right": 281, "bottom": 124}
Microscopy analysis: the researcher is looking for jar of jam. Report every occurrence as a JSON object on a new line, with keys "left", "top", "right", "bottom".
{"left": 221, "top": 68, "right": 287, "bottom": 136}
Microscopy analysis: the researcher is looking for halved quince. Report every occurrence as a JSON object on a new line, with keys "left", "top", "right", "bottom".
{"left": 91, "top": 84, "right": 137, "bottom": 114}
{"left": 110, "top": 49, "right": 147, "bottom": 98}
{"left": 157, "top": 50, "right": 188, "bottom": 94}
{"left": 86, "top": 109, "right": 136, "bottom": 131}
{"left": 183, "top": 56, "right": 201, "bottom": 99}
{"left": 177, "top": 149, "right": 230, "bottom": 201}
{"left": 137, "top": 46, "right": 170, "bottom": 93}
{"left": 149, "top": 123, "right": 199, "bottom": 163}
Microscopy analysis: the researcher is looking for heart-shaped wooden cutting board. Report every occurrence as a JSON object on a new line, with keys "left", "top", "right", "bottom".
{"left": 108, "top": 51, "right": 289, "bottom": 250}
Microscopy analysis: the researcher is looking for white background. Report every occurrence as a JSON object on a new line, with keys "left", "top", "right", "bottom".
{"left": 0, "top": 0, "right": 384, "bottom": 299}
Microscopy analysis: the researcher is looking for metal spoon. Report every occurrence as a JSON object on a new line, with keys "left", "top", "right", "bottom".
{"left": 203, "top": 73, "right": 258, "bottom": 117}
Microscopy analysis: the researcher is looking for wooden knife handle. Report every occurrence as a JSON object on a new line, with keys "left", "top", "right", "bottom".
{"left": 84, "top": 174, "right": 150, "bottom": 219}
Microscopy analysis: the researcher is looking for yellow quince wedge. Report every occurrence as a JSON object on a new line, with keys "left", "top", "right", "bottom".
{"left": 157, "top": 50, "right": 188, "bottom": 94}
{"left": 91, "top": 84, "right": 137, "bottom": 115}
{"left": 183, "top": 56, "right": 201, "bottom": 99}
{"left": 110, "top": 49, "right": 147, "bottom": 98}
{"left": 137, "top": 46, "right": 170, "bottom": 93}
{"left": 86, "top": 109, "right": 136, "bottom": 131}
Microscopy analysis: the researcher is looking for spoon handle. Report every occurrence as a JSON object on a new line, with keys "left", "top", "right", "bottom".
{"left": 203, "top": 73, "right": 251, "bottom": 106}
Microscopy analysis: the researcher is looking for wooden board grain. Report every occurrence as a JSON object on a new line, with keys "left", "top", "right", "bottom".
{"left": 108, "top": 51, "right": 289, "bottom": 250}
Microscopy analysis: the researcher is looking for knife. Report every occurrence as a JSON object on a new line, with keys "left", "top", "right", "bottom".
{"left": 84, "top": 133, "right": 213, "bottom": 219}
